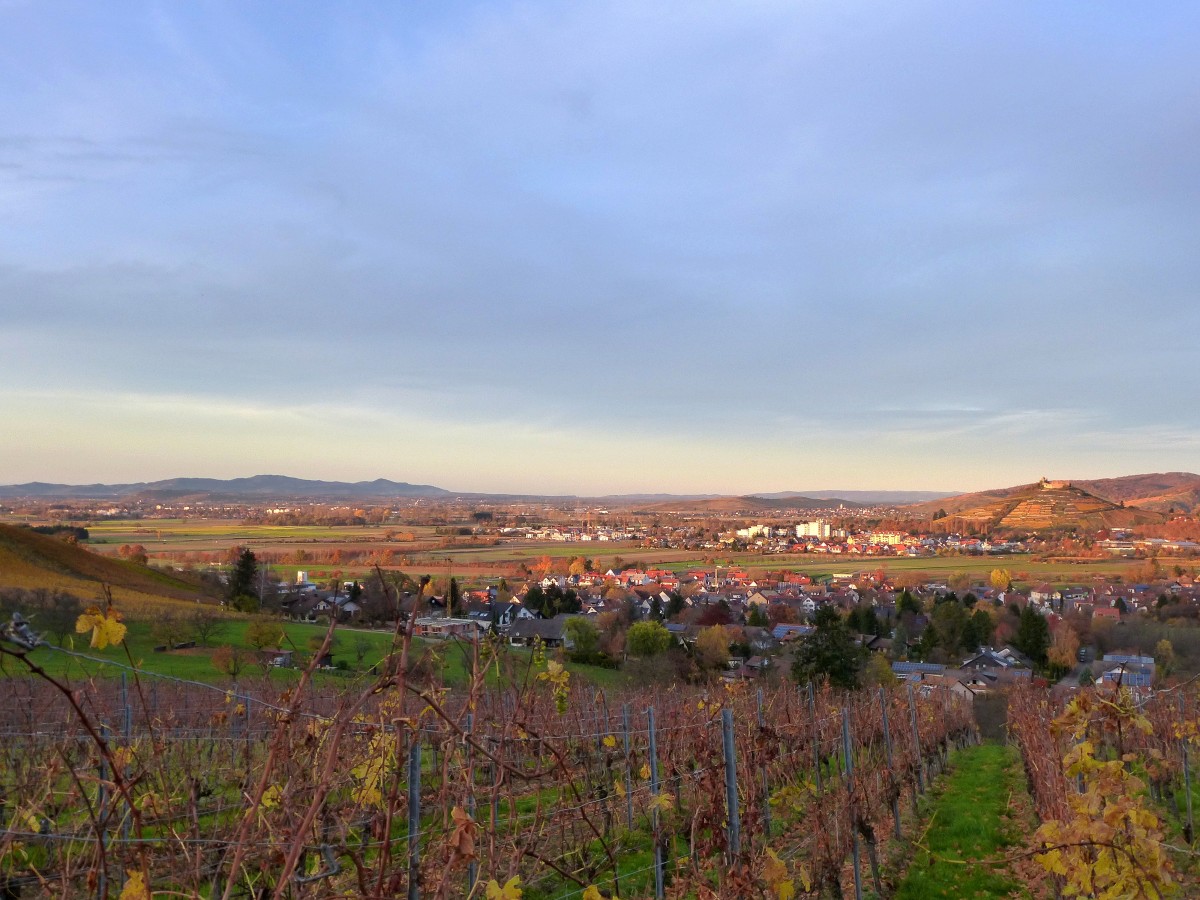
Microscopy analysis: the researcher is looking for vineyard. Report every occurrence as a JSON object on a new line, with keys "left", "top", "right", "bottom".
{"left": 0, "top": 610, "right": 977, "bottom": 899}
{"left": 1009, "top": 682, "right": 1200, "bottom": 897}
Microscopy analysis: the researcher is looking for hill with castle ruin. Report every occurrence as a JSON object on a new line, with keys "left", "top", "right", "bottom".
{"left": 911, "top": 476, "right": 1176, "bottom": 531}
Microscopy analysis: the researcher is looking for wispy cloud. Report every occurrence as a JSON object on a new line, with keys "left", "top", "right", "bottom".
{"left": 1, "top": 1, "right": 1198, "bottom": 489}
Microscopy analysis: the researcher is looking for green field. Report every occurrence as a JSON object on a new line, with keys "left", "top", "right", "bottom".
{"left": 84, "top": 519, "right": 440, "bottom": 543}
{"left": 8, "top": 614, "right": 627, "bottom": 693}
{"left": 16, "top": 618, "right": 403, "bottom": 681}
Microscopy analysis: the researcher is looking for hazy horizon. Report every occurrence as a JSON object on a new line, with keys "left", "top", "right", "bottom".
{"left": 0, "top": 469, "right": 963, "bottom": 495}
{"left": 5, "top": 469, "right": 1195, "bottom": 501}
{"left": 3, "top": 2, "right": 1198, "bottom": 494}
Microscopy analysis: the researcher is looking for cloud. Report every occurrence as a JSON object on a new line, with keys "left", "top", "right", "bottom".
{"left": 1, "top": 1, "right": 1198, "bottom": 488}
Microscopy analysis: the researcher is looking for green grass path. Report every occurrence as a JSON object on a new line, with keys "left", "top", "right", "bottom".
{"left": 894, "top": 743, "right": 1034, "bottom": 899}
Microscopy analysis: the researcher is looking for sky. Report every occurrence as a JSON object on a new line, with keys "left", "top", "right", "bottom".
{"left": 2, "top": 1, "right": 1199, "bottom": 496}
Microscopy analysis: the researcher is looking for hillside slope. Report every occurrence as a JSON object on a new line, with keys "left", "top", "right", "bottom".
{"left": 0, "top": 524, "right": 212, "bottom": 607}
{"left": 912, "top": 480, "right": 1165, "bottom": 530}
{"left": 913, "top": 473, "right": 1200, "bottom": 519}
{"left": 1073, "top": 472, "right": 1200, "bottom": 514}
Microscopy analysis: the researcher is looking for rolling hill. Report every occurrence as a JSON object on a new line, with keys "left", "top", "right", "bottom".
{"left": 1071, "top": 472, "right": 1200, "bottom": 514}
{"left": 913, "top": 473, "right": 1200, "bottom": 519}
{"left": 911, "top": 478, "right": 1168, "bottom": 530}
{"left": 0, "top": 523, "right": 213, "bottom": 607}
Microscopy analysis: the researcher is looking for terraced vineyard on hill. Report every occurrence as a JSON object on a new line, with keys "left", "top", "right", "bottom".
{"left": 953, "top": 480, "right": 1163, "bottom": 531}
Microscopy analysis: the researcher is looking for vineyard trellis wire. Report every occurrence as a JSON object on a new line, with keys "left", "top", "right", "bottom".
{"left": 1, "top": 610, "right": 976, "bottom": 898}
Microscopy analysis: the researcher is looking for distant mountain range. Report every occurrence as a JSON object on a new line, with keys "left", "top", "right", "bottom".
{"left": 5, "top": 473, "right": 1193, "bottom": 515}
{"left": 0, "top": 475, "right": 452, "bottom": 500}
{"left": 0, "top": 475, "right": 953, "bottom": 506}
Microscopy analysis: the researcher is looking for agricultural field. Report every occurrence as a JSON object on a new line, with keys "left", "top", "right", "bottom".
{"left": 43, "top": 515, "right": 1166, "bottom": 589}
{"left": 6, "top": 509, "right": 1176, "bottom": 595}
{"left": 83, "top": 518, "right": 445, "bottom": 564}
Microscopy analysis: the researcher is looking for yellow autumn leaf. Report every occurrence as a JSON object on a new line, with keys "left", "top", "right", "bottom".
{"left": 763, "top": 847, "right": 787, "bottom": 885}
{"left": 75, "top": 606, "right": 127, "bottom": 649}
{"left": 796, "top": 862, "right": 813, "bottom": 893}
{"left": 613, "top": 778, "right": 626, "bottom": 800}
{"left": 763, "top": 848, "right": 795, "bottom": 900}
{"left": 485, "top": 875, "right": 522, "bottom": 899}
{"left": 260, "top": 784, "right": 283, "bottom": 810}
{"left": 582, "top": 887, "right": 617, "bottom": 900}
{"left": 602, "top": 735, "right": 617, "bottom": 749}
{"left": 639, "top": 763, "right": 651, "bottom": 780}
{"left": 118, "top": 870, "right": 150, "bottom": 900}
{"left": 648, "top": 792, "right": 674, "bottom": 814}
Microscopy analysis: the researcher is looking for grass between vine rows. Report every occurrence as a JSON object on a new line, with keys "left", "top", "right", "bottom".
{"left": 892, "top": 742, "right": 1042, "bottom": 900}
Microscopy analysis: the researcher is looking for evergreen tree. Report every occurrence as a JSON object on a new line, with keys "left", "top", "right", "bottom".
{"left": 523, "top": 584, "right": 546, "bottom": 615}
{"left": 228, "top": 548, "right": 259, "bottom": 612}
{"left": 913, "top": 623, "right": 938, "bottom": 661}
{"left": 791, "top": 605, "right": 865, "bottom": 690}
{"left": 1015, "top": 604, "right": 1050, "bottom": 668}
{"left": 847, "top": 605, "right": 880, "bottom": 636}
{"left": 559, "top": 588, "right": 582, "bottom": 614}
{"left": 896, "top": 590, "right": 922, "bottom": 616}
{"left": 963, "top": 608, "right": 994, "bottom": 651}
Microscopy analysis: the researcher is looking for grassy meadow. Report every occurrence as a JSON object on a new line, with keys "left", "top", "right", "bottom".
{"left": 8, "top": 613, "right": 629, "bottom": 692}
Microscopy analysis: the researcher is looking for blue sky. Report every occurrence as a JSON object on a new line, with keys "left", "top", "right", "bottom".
{"left": 2, "top": 1, "right": 1198, "bottom": 495}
